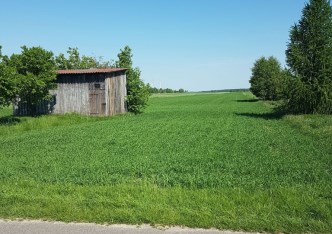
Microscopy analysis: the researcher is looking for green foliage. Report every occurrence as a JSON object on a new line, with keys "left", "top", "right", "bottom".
{"left": 0, "top": 46, "right": 15, "bottom": 108}
{"left": 1, "top": 46, "right": 17, "bottom": 107}
{"left": 0, "top": 64, "right": 18, "bottom": 107}
{"left": 6, "top": 46, "right": 57, "bottom": 115}
{"left": 116, "top": 46, "right": 150, "bottom": 114}
{"left": 0, "top": 92, "right": 331, "bottom": 232}
{"left": 67, "top": 47, "right": 81, "bottom": 69}
{"left": 8, "top": 46, "right": 55, "bottom": 75}
{"left": 80, "top": 55, "right": 101, "bottom": 69}
{"left": 1, "top": 46, "right": 56, "bottom": 113}
{"left": 285, "top": 0, "right": 332, "bottom": 114}
{"left": 55, "top": 47, "right": 113, "bottom": 69}
{"left": 55, "top": 53, "right": 69, "bottom": 69}
{"left": 249, "top": 56, "right": 285, "bottom": 100}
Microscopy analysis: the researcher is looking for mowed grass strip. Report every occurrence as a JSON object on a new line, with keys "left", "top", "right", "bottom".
{"left": 0, "top": 92, "right": 331, "bottom": 233}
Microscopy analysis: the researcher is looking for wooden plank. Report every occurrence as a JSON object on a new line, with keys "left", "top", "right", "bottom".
{"left": 104, "top": 72, "right": 127, "bottom": 115}
{"left": 54, "top": 74, "right": 99, "bottom": 115}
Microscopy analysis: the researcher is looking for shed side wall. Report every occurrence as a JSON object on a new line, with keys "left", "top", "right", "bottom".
{"left": 105, "top": 72, "right": 127, "bottom": 115}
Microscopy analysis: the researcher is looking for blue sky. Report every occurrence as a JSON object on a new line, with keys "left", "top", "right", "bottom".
{"left": 1, "top": 0, "right": 307, "bottom": 91}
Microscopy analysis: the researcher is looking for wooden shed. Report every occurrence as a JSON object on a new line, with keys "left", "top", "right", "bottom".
{"left": 14, "top": 68, "right": 127, "bottom": 116}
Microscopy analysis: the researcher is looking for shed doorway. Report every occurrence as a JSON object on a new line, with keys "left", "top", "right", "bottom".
{"left": 89, "top": 82, "right": 106, "bottom": 115}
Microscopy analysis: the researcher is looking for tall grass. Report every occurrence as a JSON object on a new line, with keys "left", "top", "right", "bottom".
{"left": 0, "top": 108, "right": 114, "bottom": 137}
{"left": 0, "top": 92, "right": 331, "bottom": 233}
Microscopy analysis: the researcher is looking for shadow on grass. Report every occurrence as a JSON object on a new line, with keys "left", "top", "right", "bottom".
{"left": 235, "top": 112, "right": 284, "bottom": 120}
{"left": 236, "top": 99, "right": 259, "bottom": 103}
{"left": 0, "top": 116, "right": 21, "bottom": 126}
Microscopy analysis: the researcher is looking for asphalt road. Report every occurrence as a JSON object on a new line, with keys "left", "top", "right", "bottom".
{"left": 0, "top": 220, "right": 256, "bottom": 234}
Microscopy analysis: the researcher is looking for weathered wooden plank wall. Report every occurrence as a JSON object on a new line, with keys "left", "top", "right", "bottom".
{"left": 53, "top": 82, "right": 90, "bottom": 115}
{"left": 105, "top": 72, "right": 127, "bottom": 115}
{"left": 54, "top": 74, "right": 105, "bottom": 115}
{"left": 118, "top": 72, "right": 127, "bottom": 113}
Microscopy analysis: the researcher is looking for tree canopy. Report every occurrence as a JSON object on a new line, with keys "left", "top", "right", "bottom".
{"left": 285, "top": 0, "right": 332, "bottom": 114}
{"left": 116, "top": 46, "right": 150, "bottom": 114}
{"left": 249, "top": 56, "right": 285, "bottom": 101}
{"left": 55, "top": 47, "right": 112, "bottom": 70}
{"left": 0, "top": 60, "right": 18, "bottom": 107}
{"left": 0, "top": 46, "right": 56, "bottom": 115}
{"left": 10, "top": 46, "right": 57, "bottom": 115}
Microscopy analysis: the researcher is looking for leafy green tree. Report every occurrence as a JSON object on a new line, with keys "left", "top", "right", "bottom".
{"left": 249, "top": 56, "right": 285, "bottom": 100}
{"left": 8, "top": 46, "right": 56, "bottom": 115}
{"left": 55, "top": 53, "right": 69, "bottom": 69}
{"left": 116, "top": 46, "right": 150, "bottom": 114}
{"left": 80, "top": 55, "right": 99, "bottom": 69}
{"left": 67, "top": 47, "right": 81, "bottom": 69}
{"left": 55, "top": 47, "right": 113, "bottom": 69}
{"left": 55, "top": 47, "right": 82, "bottom": 69}
{"left": 80, "top": 55, "right": 113, "bottom": 69}
{"left": 0, "top": 46, "right": 18, "bottom": 108}
{"left": 285, "top": 0, "right": 332, "bottom": 114}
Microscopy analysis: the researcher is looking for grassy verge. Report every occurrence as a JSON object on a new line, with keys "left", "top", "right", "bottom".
{"left": 1, "top": 180, "right": 330, "bottom": 233}
{"left": 0, "top": 92, "right": 331, "bottom": 233}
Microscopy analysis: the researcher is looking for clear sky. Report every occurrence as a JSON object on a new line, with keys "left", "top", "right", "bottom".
{"left": 1, "top": 0, "right": 308, "bottom": 91}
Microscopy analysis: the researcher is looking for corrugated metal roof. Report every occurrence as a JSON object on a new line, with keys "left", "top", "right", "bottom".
{"left": 57, "top": 68, "right": 128, "bottom": 75}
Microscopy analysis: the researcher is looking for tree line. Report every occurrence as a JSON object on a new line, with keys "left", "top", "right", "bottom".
{"left": 0, "top": 45, "right": 149, "bottom": 115}
{"left": 249, "top": 0, "right": 332, "bottom": 114}
{"left": 201, "top": 89, "right": 250, "bottom": 93}
{"left": 147, "top": 85, "right": 187, "bottom": 94}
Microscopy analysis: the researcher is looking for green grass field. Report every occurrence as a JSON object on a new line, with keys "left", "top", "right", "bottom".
{"left": 0, "top": 92, "right": 331, "bottom": 233}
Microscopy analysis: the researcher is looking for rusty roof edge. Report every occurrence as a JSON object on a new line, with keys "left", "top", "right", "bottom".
{"left": 57, "top": 68, "right": 128, "bottom": 75}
